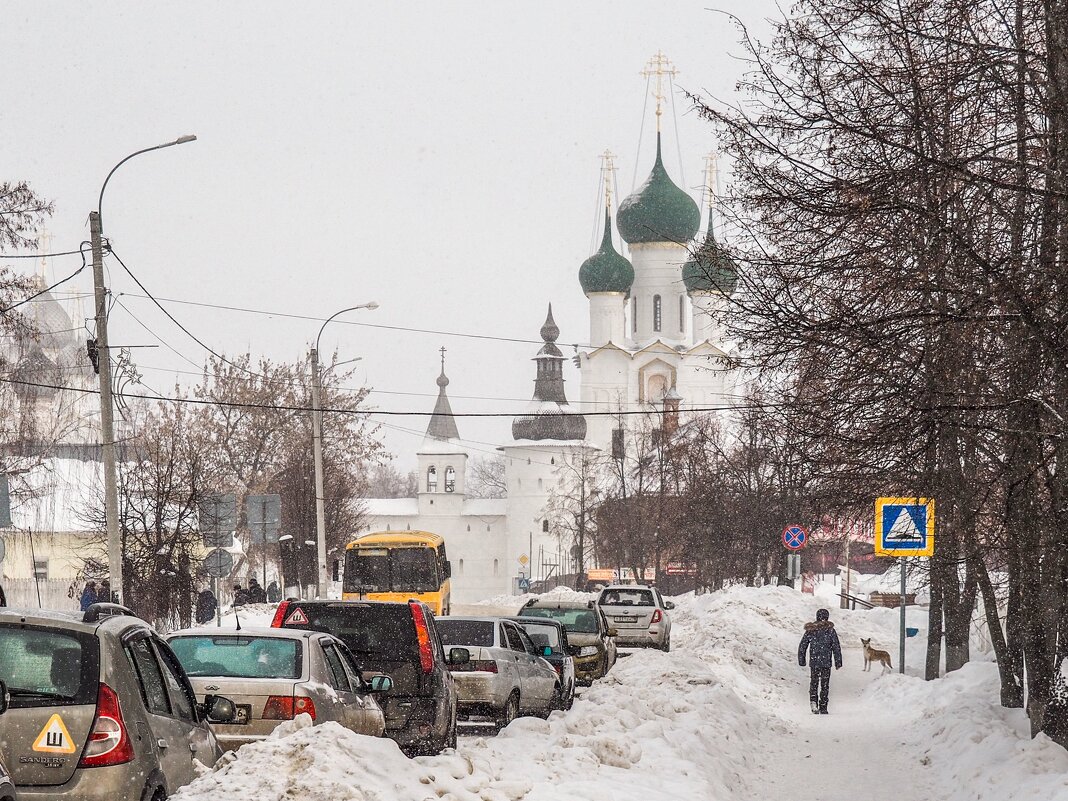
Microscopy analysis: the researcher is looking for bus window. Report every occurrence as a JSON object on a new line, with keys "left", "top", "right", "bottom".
{"left": 344, "top": 548, "right": 389, "bottom": 592}
{"left": 392, "top": 548, "right": 439, "bottom": 592}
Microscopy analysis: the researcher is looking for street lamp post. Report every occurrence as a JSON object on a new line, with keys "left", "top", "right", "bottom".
{"left": 310, "top": 304, "right": 377, "bottom": 597}
{"left": 92, "top": 135, "right": 197, "bottom": 605}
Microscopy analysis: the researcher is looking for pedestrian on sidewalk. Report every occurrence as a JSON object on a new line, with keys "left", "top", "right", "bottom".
{"left": 798, "top": 608, "right": 843, "bottom": 714}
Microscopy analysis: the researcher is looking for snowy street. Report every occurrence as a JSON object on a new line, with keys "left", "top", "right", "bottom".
{"left": 174, "top": 587, "right": 1068, "bottom": 801}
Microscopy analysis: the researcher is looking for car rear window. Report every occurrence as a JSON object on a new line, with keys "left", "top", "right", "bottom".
{"left": 0, "top": 624, "right": 99, "bottom": 707}
{"left": 599, "top": 588, "right": 654, "bottom": 606}
{"left": 520, "top": 607, "right": 599, "bottom": 633}
{"left": 436, "top": 620, "right": 495, "bottom": 647}
{"left": 169, "top": 636, "right": 303, "bottom": 679}
{"left": 514, "top": 621, "right": 562, "bottom": 652}
{"left": 280, "top": 603, "right": 418, "bottom": 662}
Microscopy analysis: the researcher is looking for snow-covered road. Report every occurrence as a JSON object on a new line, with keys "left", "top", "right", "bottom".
{"left": 174, "top": 587, "right": 1068, "bottom": 801}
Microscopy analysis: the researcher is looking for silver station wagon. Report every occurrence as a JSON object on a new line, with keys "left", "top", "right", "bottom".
{"left": 165, "top": 627, "right": 391, "bottom": 750}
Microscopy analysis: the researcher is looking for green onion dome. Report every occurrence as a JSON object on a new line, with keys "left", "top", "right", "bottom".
{"left": 617, "top": 134, "right": 700, "bottom": 245}
{"left": 682, "top": 226, "right": 738, "bottom": 296}
{"left": 579, "top": 211, "right": 634, "bottom": 295}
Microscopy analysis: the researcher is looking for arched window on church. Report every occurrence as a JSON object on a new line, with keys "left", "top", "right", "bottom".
{"left": 493, "top": 559, "right": 499, "bottom": 576}
{"left": 679, "top": 295, "right": 685, "bottom": 333}
{"left": 632, "top": 296, "right": 637, "bottom": 333}
{"left": 444, "top": 466, "right": 456, "bottom": 493}
{"left": 458, "top": 559, "right": 464, "bottom": 575}
{"left": 426, "top": 465, "right": 437, "bottom": 492}
{"left": 653, "top": 295, "right": 662, "bottom": 332}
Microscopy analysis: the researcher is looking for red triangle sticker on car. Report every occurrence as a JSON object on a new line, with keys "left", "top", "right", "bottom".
{"left": 284, "top": 608, "right": 309, "bottom": 625}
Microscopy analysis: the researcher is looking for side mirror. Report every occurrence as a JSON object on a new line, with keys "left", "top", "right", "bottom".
{"left": 447, "top": 647, "right": 470, "bottom": 666}
{"left": 664, "top": 601, "right": 675, "bottom": 610}
{"left": 367, "top": 675, "right": 393, "bottom": 693}
{"left": 0, "top": 679, "right": 8, "bottom": 715}
{"left": 542, "top": 646, "right": 553, "bottom": 657}
{"left": 202, "top": 694, "right": 236, "bottom": 723}
{"left": 607, "top": 628, "right": 619, "bottom": 638}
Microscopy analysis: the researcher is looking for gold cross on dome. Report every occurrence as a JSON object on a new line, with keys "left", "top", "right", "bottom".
{"left": 439, "top": 346, "right": 447, "bottom": 372}
{"left": 641, "top": 51, "right": 679, "bottom": 132}
{"left": 599, "top": 149, "right": 617, "bottom": 212}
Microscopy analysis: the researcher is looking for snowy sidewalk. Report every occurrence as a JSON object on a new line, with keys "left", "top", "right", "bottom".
{"left": 755, "top": 654, "right": 937, "bottom": 801}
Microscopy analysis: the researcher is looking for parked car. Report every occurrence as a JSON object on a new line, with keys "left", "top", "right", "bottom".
{"left": 0, "top": 602, "right": 235, "bottom": 801}
{"left": 436, "top": 617, "right": 560, "bottom": 728}
{"left": 516, "top": 599, "right": 618, "bottom": 685}
{"left": 507, "top": 617, "right": 576, "bottom": 710}
{"left": 165, "top": 628, "right": 390, "bottom": 750}
{"left": 0, "top": 717, "right": 15, "bottom": 801}
{"left": 596, "top": 584, "right": 674, "bottom": 651}
{"left": 270, "top": 599, "right": 466, "bottom": 755}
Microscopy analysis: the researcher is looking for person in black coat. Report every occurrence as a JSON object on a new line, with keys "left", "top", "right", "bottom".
{"left": 195, "top": 587, "right": 218, "bottom": 624}
{"left": 798, "top": 608, "right": 843, "bottom": 714}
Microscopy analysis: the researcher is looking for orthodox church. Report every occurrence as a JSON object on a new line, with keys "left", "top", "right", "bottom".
{"left": 361, "top": 58, "right": 740, "bottom": 603}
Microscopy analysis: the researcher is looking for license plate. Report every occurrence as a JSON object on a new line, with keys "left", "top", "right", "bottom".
{"left": 614, "top": 616, "right": 636, "bottom": 623}
{"left": 234, "top": 705, "right": 252, "bottom": 725}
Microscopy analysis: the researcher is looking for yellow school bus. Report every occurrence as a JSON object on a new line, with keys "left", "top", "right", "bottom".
{"left": 342, "top": 530, "right": 452, "bottom": 615}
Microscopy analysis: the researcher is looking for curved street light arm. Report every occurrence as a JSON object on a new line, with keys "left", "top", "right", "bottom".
{"left": 98, "top": 135, "right": 198, "bottom": 231}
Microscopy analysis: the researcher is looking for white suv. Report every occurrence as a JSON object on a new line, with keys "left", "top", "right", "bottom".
{"left": 596, "top": 585, "right": 674, "bottom": 651}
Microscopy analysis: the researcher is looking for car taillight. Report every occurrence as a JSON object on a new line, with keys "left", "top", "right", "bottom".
{"left": 263, "top": 695, "right": 317, "bottom": 721}
{"left": 270, "top": 601, "right": 291, "bottom": 628}
{"left": 79, "top": 683, "right": 134, "bottom": 768}
{"left": 650, "top": 609, "right": 663, "bottom": 624}
{"left": 294, "top": 696, "right": 316, "bottom": 720}
{"left": 452, "top": 659, "right": 498, "bottom": 673}
{"left": 409, "top": 601, "right": 435, "bottom": 674}
{"left": 551, "top": 661, "right": 563, "bottom": 676}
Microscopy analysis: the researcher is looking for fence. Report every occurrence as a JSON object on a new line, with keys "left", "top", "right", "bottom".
{"left": 3, "top": 578, "right": 79, "bottom": 610}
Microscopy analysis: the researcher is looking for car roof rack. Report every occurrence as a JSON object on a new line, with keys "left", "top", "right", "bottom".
{"left": 83, "top": 602, "right": 135, "bottom": 624}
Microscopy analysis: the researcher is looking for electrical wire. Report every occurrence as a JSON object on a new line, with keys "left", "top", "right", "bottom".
{"left": 118, "top": 291, "right": 581, "bottom": 349}
{"left": 0, "top": 248, "right": 89, "bottom": 260}
{"left": 1, "top": 242, "right": 91, "bottom": 313}
{"left": 0, "top": 373, "right": 760, "bottom": 419}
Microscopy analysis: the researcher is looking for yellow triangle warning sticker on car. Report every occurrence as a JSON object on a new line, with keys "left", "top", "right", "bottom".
{"left": 32, "top": 713, "right": 77, "bottom": 754}
{"left": 284, "top": 607, "right": 309, "bottom": 625}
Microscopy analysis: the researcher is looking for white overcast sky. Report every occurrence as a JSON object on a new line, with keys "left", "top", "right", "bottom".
{"left": 2, "top": 1, "right": 779, "bottom": 470}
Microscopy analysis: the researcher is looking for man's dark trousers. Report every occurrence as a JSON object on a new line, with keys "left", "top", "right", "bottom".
{"left": 809, "top": 666, "right": 831, "bottom": 711}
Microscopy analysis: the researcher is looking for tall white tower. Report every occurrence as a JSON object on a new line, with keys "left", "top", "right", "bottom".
{"left": 416, "top": 349, "right": 468, "bottom": 518}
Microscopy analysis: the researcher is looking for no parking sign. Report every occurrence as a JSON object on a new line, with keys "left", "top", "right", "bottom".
{"left": 782, "top": 524, "right": 808, "bottom": 550}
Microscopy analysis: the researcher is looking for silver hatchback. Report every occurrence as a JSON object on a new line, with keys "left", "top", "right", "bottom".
{"left": 597, "top": 585, "right": 674, "bottom": 651}
{"left": 0, "top": 603, "right": 234, "bottom": 801}
{"left": 436, "top": 617, "right": 560, "bottom": 729}
{"left": 165, "top": 628, "right": 390, "bottom": 750}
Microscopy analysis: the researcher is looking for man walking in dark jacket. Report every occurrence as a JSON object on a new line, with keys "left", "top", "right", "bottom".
{"left": 798, "top": 608, "right": 843, "bottom": 714}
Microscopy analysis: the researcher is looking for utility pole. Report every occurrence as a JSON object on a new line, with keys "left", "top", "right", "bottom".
{"left": 310, "top": 346, "right": 328, "bottom": 597}
{"left": 91, "top": 211, "right": 123, "bottom": 604}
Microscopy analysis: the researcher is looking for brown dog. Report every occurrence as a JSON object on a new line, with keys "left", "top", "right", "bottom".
{"left": 861, "top": 638, "right": 893, "bottom": 673}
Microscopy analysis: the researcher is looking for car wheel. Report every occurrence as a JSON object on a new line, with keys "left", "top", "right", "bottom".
{"left": 661, "top": 638, "right": 671, "bottom": 653}
{"left": 495, "top": 691, "right": 519, "bottom": 731}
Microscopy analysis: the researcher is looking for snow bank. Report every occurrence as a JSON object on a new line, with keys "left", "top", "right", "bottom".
{"left": 174, "top": 584, "right": 1068, "bottom": 801}
{"left": 865, "top": 664, "right": 1068, "bottom": 801}
{"left": 471, "top": 585, "right": 595, "bottom": 611}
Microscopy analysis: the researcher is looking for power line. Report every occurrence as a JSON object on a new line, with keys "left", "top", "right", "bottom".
{"left": 1, "top": 243, "right": 91, "bottom": 313}
{"left": 0, "top": 373, "right": 756, "bottom": 419}
{"left": 0, "top": 248, "right": 90, "bottom": 260}
{"left": 118, "top": 292, "right": 582, "bottom": 349}
{"left": 107, "top": 245, "right": 273, "bottom": 381}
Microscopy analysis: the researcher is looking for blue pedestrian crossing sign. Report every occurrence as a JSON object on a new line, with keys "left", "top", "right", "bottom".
{"left": 875, "top": 497, "right": 935, "bottom": 557}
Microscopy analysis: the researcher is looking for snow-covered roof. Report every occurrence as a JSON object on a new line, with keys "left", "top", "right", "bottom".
{"left": 416, "top": 436, "right": 468, "bottom": 456}
{"left": 363, "top": 498, "right": 419, "bottom": 517}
